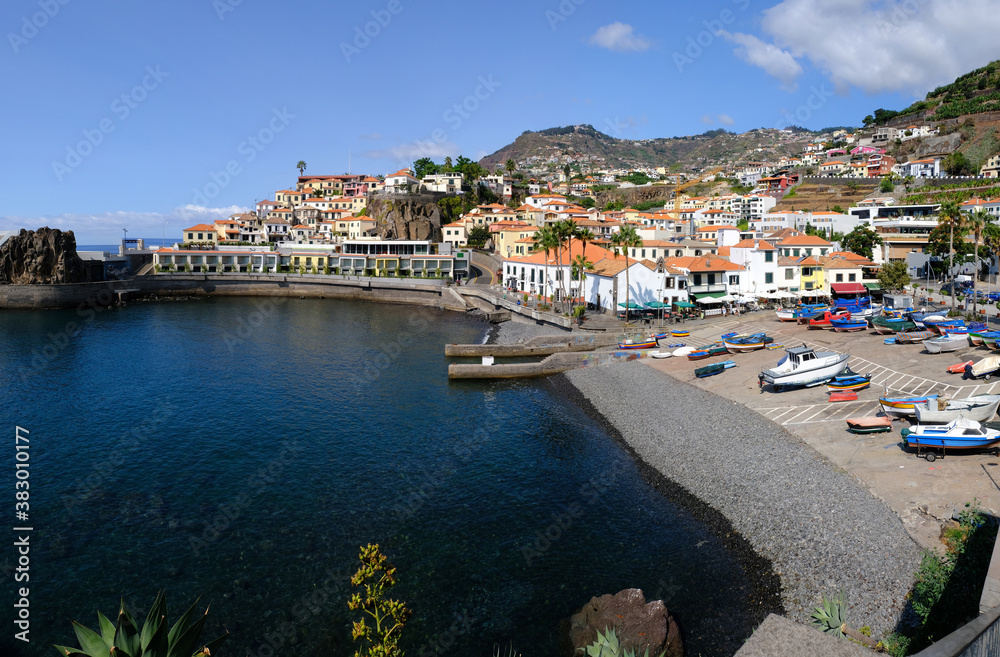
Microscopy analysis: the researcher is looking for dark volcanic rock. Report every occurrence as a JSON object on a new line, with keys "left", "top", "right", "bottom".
{"left": 366, "top": 195, "right": 446, "bottom": 242}
{"left": 0, "top": 227, "right": 87, "bottom": 284}
{"left": 567, "top": 589, "right": 683, "bottom": 657}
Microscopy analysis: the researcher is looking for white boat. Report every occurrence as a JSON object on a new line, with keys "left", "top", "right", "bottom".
{"left": 775, "top": 309, "right": 796, "bottom": 322}
{"left": 672, "top": 346, "right": 694, "bottom": 357}
{"left": 915, "top": 314, "right": 945, "bottom": 328}
{"left": 922, "top": 333, "right": 969, "bottom": 354}
{"left": 850, "top": 305, "right": 882, "bottom": 320}
{"left": 904, "top": 418, "right": 1000, "bottom": 460}
{"left": 757, "top": 345, "right": 851, "bottom": 391}
{"left": 913, "top": 395, "right": 1000, "bottom": 424}
{"left": 650, "top": 351, "right": 672, "bottom": 359}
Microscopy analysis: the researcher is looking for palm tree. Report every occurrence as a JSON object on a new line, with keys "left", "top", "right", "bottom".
{"left": 938, "top": 200, "right": 965, "bottom": 313}
{"left": 532, "top": 227, "right": 559, "bottom": 304}
{"left": 505, "top": 159, "right": 516, "bottom": 177}
{"left": 577, "top": 228, "right": 594, "bottom": 260}
{"left": 611, "top": 225, "right": 643, "bottom": 323}
{"left": 572, "top": 254, "right": 594, "bottom": 312}
{"left": 967, "top": 208, "right": 992, "bottom": 315}
{"left": 552, "top": 219, "right": 577, "bottom": 312}
{"left": 297, "top": 160, "right": 308, "bottom": 177}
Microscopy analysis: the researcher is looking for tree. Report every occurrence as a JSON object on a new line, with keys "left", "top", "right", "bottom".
{"left": 505, "top": 159, "right": 516, "bottom": 177}
{"left": 413, "top": 157, "right": 438, "bottom": 179}
{"left": 967, "top": 208, "right": 990, "bottom": 313}
{"left": 467, "top": 225, "right": 491, "bottom": 248}
{"left": 572, "top": 254, "right": 594, "bottom": 312}
{"left": 610, "top": 225, "right": 643, "bottom": 323}
{"left": 879, "top": 175, "right": 895, "bottom": 193}
{"left": 297, "top": 160, "right": 307, "bottom": 177}
{"left": 442, "top": 156, "right": 453, "bottom": 172}
{"left": 878, "top": 260, "right": 911, "bottom": 293}
{"left": 562, "top": 164, "right": 571, "bottom": 179}
{"left": 938, "top": 200, "right": 967, "bottom": 313}
{"left": 348, "top": 544, "right": 410, "bottom": 657}
{"left": 532, "top": 226, "right": 559, "bottom": 302}
{"left": 437, "top": 196, "right": 462, "bottom": 223}
{"left": 943, "top": 151, "right": 973, "bottom": 176}
{"left": 840, "top": 225, "right": 883, "bottom": 261}
{"left": 553, "top": 219, "right": 579, "bottom": 311}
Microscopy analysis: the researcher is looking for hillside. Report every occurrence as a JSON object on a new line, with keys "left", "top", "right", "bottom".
{"left": 873, "top": 60, "right": 1000, "bottom": 125}
{"left": 479, "top": 124, "right": 809, "bottom": 173}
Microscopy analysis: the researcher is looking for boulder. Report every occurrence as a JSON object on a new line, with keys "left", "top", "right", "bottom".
{"left": 567, "top": 589, "right": 683, "bottom": 657}
{"left": 366, "top": 195, "right": 446, "bottom": 242}
{"left": 0, "top": 227, "right": 87, "bottom": 285}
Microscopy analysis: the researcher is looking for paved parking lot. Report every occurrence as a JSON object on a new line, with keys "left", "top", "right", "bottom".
{"left": 644, "top": 313, "right": 1000, "bottom": 550}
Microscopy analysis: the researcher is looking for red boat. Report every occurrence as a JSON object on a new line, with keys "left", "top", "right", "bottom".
{"left": 809, "top": 310, "right": 852, "bottom": 328}
{"left": 947, "top": 360, "right": 974, "bottom": 374}
{"left": 829, "top": 391, "right": 859, "bottom": 402}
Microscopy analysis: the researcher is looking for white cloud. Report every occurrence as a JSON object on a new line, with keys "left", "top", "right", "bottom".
{"left": 0, "top": 206, "right": 249, "bottom": 244}
{"left": 588, "top": 22, "right": 653, "bottom": 53}
{"left": 718, "top": 114, "right": 735, "bottom": 126}
{"left": 700, "top": 115, "right": 714, "bottom": 124}
{"left": 364, "top": 139, "right": 460, "bottom": 164}
{"left": 721, "top": 31, "right": 803, "bottom": 91}
{"left": 740, "top": 0, "right": 1000, "bottom": 95}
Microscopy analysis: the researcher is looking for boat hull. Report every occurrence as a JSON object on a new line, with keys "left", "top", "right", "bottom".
{"left": 833, "top": 321, "right": 868, "bottom": 332}
{"left": 913, "top": 395, "right": 1000, "bottom": 424}
{"left": 923, "top": 335, "right": 968, "bottom": 353}
{"left": 760, "top": 352, "right": 851, "bottom": 389}
{"left": 846, "top": 416, "right": 893, "bottom": 434}
{"left": 618, "top": 341, "right": 657, "bottom": 350}
{"left": 879, "top": 395, "right": 939, "bottom": 416}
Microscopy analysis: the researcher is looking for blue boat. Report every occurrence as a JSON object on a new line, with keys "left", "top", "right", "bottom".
{"left": 902, "top": 418, "right": 1000, "bottom": 461}
{"left": 694, "top": 360, "right": 736, "bottom": 378}
{"left": 826, "top": 372, "right": 872, "bottom": 391}
{"left": 830, "top": 317, "right": 868, "bottom": 332}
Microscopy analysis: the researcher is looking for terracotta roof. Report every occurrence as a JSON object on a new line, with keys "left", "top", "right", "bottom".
{"left": 732, "top": 239, "right": 776, "bottom": 250}
{"left": 798, "top": 256, "right": 821, "bottom": 266}
{"left": 184, "top": 224, "right": 215, "bottom": 232}
{"left": 778, "top": 234, "right": 831, "bottom": 246}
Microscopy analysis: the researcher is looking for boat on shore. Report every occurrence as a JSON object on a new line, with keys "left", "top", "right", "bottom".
{"left": 879, "top": 394, "right": 940, "bottom": 417}
{"left": 723, "top": 333, "right": 773, "bottom": 353}
{"left": 902, "top": 418, "right": 1000, "bottom": 460}
{"left": 695, "top": 360, "right": 736, "bottom": 378}
{"left": 831, "top": 318, "right": 869, "bottom": 332}
{"left": 826, "top": 372, "right": 872, "bottom": 392}
{"left": 758, "top": 345, "right": 851, "bottom": 391}
{"left": 922, "top": 333, "right": 968, "bottom": 354}
{"left": 871, "top": 317, "right": 915, "bottom": 335}
{"left": 895, "top": 329, "right": 936, "bottom": 344}
{"left": 845, "top": 416, "right": 893, "bottom": 434}
{"left": 808, "top": 310, "right": 851, "bottom": 328}
{"left": 967, "top": 355, "right": 1000, "bottom": 380}
{"left": 913, "top": 395, "right": 1000, "bottom": 424}
{"left": 618, "top": 338, "right": 657, "bottom": 350}
{"left": 775, "top": 308, "right": 797, "bottom": 322}
{"left": 924, "top": 318, "right": 965, "bottom": 335}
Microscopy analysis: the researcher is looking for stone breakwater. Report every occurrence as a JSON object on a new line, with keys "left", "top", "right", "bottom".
{"left": 562, "top": 360, "right": 922, "bottom": 636}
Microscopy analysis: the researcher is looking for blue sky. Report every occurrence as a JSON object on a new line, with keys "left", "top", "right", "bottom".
{"left": 3, "top": 0, "right": 1000, "bottom": 243}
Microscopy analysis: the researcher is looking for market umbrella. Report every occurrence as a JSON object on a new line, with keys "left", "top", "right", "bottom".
{"left": 695, "top": 297, "right": 720, "bottom": 304}
{"left": 617, "top": 302, "right": 641, "bottom": 308}
{"left": 718, "top": 294, "right": 736, "bottom": 302}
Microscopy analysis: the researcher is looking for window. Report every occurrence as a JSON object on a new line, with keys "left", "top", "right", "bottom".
{"left": 836, "top": 273, "right": 843, "bottom": 282}
{"left": 805, "top": 281, "right": 814, "bottom": 290}
{"left": 693, "top": 274, "right": 702, "bottom": 286}
{"left": 785, "top": 269, "right": 794, "bottom": 280}
{"left": 793, "top": 249, "right": 800, "bottom": 257}
{"left": 764, "top": 251, "right": 773, "bottom": 262}
{"left": 765, "top": 273, "right": 774, "bottom": 284}
{"left": 849, "top": 273, "right": 856, "bottom": 281}
{"left": 729, "top": 275, "right": 738, "bottom": 286}
{"left": 802, "top": 267, "right": 811, "bottom": 276}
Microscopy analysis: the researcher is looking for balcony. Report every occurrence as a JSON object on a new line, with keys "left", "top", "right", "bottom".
{"left": 687, "top": 283, "right": 727, "bottom": 295}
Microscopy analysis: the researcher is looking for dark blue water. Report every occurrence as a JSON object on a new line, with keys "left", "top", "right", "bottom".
{"left": 0, "top": 297, "right": 773, "bottom": 656}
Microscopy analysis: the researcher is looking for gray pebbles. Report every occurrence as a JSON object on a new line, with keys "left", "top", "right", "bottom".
{"left": 562, "top": 360, "right": 923, "bottom": 636}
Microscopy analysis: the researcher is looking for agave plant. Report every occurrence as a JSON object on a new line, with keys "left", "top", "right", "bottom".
{"left": 54, "top": 592, "right": 228, "bottom": 657}
{"left": 810, "top": 590, "right": 878, "bottom": 648}
{"left": 585, "top": 628, "right": 665, "bottom": 657}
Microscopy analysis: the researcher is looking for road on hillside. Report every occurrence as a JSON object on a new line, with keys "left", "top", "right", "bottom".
{"left": 468, "top": 250, "right": 501, "bottom": 285}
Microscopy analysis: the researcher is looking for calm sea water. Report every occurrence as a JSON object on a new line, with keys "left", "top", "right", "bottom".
{"left": 0, "top": 297, "right": 772, "bottom": 656}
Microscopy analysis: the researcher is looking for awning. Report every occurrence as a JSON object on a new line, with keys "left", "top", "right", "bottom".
{"left": 673, "top": 301, "right": 696, "bottom": 308}
{"left": 864, "top": 283, "right": 881, "bottom": 290}
{"left": 644, "top": 301, "right": 670, "bottom": 309}
{"left": 693, "top": 291, "right": 727, "bottom": 299}
{"left": 831, "top": 283, "right": 867, "bottom": 295}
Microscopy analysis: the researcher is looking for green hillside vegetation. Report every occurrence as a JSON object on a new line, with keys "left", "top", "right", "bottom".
{"left": 869, "top": 60, "right": 1000, "bottom": 125}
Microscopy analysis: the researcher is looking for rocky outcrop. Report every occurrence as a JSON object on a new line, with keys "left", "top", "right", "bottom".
{"left": 0, "top": 227, "right": 87, "bottom": 285}
{"left": 366, "top": 195, "right": 447, "bottom": 242}
{"left": 567, "top": 589, "right": 683, "bottom": 657}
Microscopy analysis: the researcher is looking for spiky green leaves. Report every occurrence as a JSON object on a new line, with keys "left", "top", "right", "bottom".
{"left": 810, "top": 590, "right": 848, "bottom": 637}
{"left": 585, "top": 628, "right": 665, "bottom": 657}
{"left": 53, "top": 593, "right": 228, "bottom": 657}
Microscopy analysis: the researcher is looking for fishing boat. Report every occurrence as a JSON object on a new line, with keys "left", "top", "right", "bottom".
{"left": 831, "top": 318, "right": 869, "bottom": 332}
{"left": 947, "top": 360, "right": 974, "bottom": 374}
{"left": 895, "top": 329, "right": 936, "bottom": 344}
{"left": 968, "top": 355, "right": 1000, "bottom": 380}
{"left": 850, "top": 305, "right": 882, "bottom": 320}
{"left": 923, "top": 318, "right": 964, "bottom": 335}
{"left": 913, "top": 395, "right": 1000, "bottom": 424}
{"left": 808, "top": 310, "right": 851, "bottom": 328}
{"left": 829, "top": 391, "right": 858, "bottom": 402}
{"left": 650, "top": 351, "right": 672, "bottom": 359}
{"left": 845, "top": 416, "right": 893, "bottom": 434}
{"left": 649, "top": 332, "right": 669, "bottom": 340}
{"left": 871, "top": 316, "right": 915, "bottom": 335}
{"left": 720, "top": 332, "right": 738, "bottom": 340}
{"left": 968, "top": 330, "right": 1000, "bottom": 347}
{"left": 879, "top": 393, "right": 940, "bottom": 417}
{"left": 723, "top": 333, "right": 773, "bottom": 353}
{"left": 672, "top": 346, "right": 695, "bottom": 357}
{"left": 775, "top": 308, "right": 797, "bottom": 322}
{"left": 758, "top": 345, "right": 851, "bottom": 391}
{"left": 671, "top": 330, "right": 690, "bottom": 338}
{"left": 695, "top": 360, "right": 736, "bottom": 378}
{"left": 687, "top": 350, "right": 713, "bottom": 361}
{"left": 618, "top": 338, "right": 658, "bottom": 350}
{"left": 923, "top": 333, "right": 969, "bottom": 354}
{"left": 826, "top": 372, "right": 872, "bottom": 392}
{"left": 902, "top": 418, "right": 1000, "bottom": 460}
{"left": 909, "top": 311, "right": 937, "bottom": 327}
